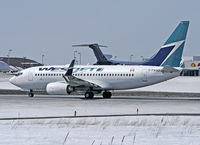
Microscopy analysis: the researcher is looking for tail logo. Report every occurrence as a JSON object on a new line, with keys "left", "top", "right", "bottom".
{"left": 161, "top": 40, "right": 185, "bottom": 66}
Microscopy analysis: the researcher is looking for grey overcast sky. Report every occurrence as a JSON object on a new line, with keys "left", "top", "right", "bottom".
{"left": 0, "top": 0, "right": 199, "bottom": 65}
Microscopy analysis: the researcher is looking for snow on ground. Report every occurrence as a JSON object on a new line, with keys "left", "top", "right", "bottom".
{"left": 132, "top": 76, "right": 200, "bottom": 93}
{"left": 0, "top": 73, "right": 21, "bottom": 90}
{"left": 0, "top": 95, "right": 200, "bottom": 144}
{"left": 0, "top": 116, "right": 200, "bottom": 145}
{"left": 0, "top": 73, "right": 12, "bottom": 82}
{"left": 0, "top": 82, "right": 21, "bottom": 90}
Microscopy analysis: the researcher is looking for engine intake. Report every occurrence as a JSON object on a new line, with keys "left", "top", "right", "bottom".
{"left": 46, "top": 82, "right": 71, "bottom": 95}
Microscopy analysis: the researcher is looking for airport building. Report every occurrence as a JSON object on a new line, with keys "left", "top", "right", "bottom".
{"left": 181, "top": 56, "right": 200, "bottom": 76}
{"left": 0, "top": 57, "right": 42, "bottom": 71}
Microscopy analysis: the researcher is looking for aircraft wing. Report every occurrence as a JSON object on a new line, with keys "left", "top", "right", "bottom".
{"left": 62, "top": 60, "right": 102, "bottom": 89}
{"left": 63, "top": 75, "right": 102, "bottom": 88}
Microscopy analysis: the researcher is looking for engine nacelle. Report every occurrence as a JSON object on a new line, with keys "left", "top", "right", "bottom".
{"left": 46, "top": 82, "right": 73, "bottom": 95}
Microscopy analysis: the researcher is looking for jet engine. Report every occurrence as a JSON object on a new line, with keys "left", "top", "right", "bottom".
{"left": 46, "top": 82, "right": 74, "bottom": 95}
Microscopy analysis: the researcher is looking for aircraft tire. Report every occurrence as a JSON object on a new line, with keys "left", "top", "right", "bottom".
{"left": 28, "top": 92, "right": 34, "bottom": 97}
{"left": 103, "top": 91, "right": 112, "bottom": 99}
{"left": 85, "top": 92, "right": 94, "bottom": 99}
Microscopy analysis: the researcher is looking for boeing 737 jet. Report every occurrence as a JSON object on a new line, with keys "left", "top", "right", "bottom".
{"left": 9, "top": 21, "right": 189, "bottom": 98}
{"left": 73, "top": 21, "right": 189, "bottom": 67}
{"left": 10, "top": 60, "right": 181, "bottom": 98}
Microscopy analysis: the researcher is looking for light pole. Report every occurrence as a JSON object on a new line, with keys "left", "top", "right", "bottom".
{"left": 78, "top": 52, "right": 81, "bottom": 64}
{"left": 130, "top": 54, "right": 133, "bottom": 62}
{"left": 42, "top": 54, "right": 45, "bottom": 65}
{"left": 140, "top": 56, "right": 144, "bottom": 61}
{"left": 7, "top": 49, "right": 12, "bottom": 65}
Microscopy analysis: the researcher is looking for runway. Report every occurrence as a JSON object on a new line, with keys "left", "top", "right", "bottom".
{"left": 0, "top": 95, "right": 200, "bottom": 118}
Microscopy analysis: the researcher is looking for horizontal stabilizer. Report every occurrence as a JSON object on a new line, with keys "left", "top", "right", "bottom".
{"left": 73, "top": 43, "right": 108, "bottom": 62}
{"left": 104, "top": 54, "right": 112, "bottom": 60}
{"left": 72, "top": 44, "right": 107, "bottom": 48}
{"left": 161, "top": 65, "right": 179, "bottom": 73}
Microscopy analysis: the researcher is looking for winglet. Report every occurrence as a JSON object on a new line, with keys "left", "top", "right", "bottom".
{"left": 65, "top": 59, "right": 75, "bottom": 76}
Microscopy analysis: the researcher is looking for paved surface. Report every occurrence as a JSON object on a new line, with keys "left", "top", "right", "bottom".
{"left": 0, "top": 95, "right": 200, "bottom": 118}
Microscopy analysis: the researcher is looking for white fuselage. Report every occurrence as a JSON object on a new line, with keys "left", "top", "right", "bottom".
{"left": 9, "top": 64, "right": 180, "bottom": 93}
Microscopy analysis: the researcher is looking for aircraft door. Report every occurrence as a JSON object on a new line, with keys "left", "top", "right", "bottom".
{"left": 28, "top": 70, "right": 33, "bottom": 81}
{"left": 142, "top": 70, "right": 148, "bottom": 82}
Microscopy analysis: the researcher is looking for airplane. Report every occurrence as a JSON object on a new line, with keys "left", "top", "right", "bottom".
{"left": 73, "top": 21, "right": 189, "bottom": 67}
{"left": 9, "top": 59, "right": 181, "bottom": 98}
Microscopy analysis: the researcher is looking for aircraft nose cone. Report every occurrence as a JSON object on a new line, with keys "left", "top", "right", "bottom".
{"left": 9, "top": 76, "right": 16, "bottom": 85}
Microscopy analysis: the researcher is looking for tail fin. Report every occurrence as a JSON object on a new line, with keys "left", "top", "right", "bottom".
{"left": 146, "top": 21, "right": 189, "bottom": 67}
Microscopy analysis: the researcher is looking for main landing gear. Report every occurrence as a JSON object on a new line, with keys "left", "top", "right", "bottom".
{"left": 84, "top": 91, "right": 112, "bottom": 99}
{"left": 103, "top": 91, "right": 112, "bottom": 99}
{"left": 28, "top": 89, "right": 34, "bottom": 97}
{"left": 84, "top": 92, "right": 94, "bottom": 99}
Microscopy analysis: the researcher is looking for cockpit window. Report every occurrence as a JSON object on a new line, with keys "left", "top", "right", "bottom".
{"left": 15, "top": 72, "right": 23, "bottom": 76}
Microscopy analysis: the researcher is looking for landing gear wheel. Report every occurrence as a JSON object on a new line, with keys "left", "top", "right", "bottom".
{"left": 28, "top": 90, "right": 34, "bottom": 97}
{"left": 28, "top": 92, "right": 34, "bottom": 97}
{"left": 84, "top": 92, "right": 94, "bottom": 99}
{"left": 103, "top": 91, "right": 112, "bottom": 99}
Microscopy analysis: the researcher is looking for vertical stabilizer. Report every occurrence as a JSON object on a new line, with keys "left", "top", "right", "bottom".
{"left": 145, "top": 21, "right": 189, "bottom": 67}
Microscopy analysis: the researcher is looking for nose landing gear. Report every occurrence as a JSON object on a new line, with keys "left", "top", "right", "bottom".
{"left": 28, "top": 89, "right": 34, "bottom": 97}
